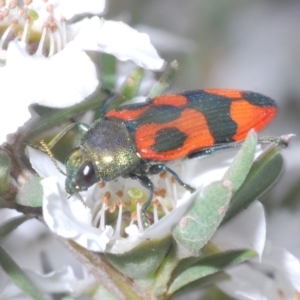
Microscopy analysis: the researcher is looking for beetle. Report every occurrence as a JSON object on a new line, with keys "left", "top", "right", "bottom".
{"left": 38, "top": 89, "right": 277, "bottom": 214}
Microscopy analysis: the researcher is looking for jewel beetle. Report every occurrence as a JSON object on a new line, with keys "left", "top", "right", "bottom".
{"left": 40, "top": 89, "right": 277, "bottom": 213}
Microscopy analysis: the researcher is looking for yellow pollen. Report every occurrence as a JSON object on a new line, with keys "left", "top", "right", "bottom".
{"left": 2, "top": 8, "right": 9, "bottom": 17}
{"left": 9, "top": 0, "right": 17, "bottom": 9}
{"left": 131, "top": 211, "right": 137, "bottom": 221}
{"left": 46, "top": 3, "right": 53, "bottom": 13}
{"left": 17, "top": 7, "right": 25, "bottom": 16}
{"left": 98, "top": 182, "right": 106, "bottom": 188}
{"left": 153, "top": 198, "right": 163, "bottom": 210}
{"left": 104, "top": 191, "right": 111, "bottom": 201}
{"left": 116, "top": 190, "right": 123, "bottom": 198}
{"left": 160, "top": 171, "right": 168, "bottom": 179}
{"left": 155, "top": 188, "right": 166, "bottom": 198}
{"left": 171, "top": 176, "right": 176, "bottom": 184}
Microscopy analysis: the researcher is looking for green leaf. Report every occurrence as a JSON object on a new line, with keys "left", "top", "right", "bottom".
{"left": 223, "top": 130, "right": 257, "bottom": 194}
{"left": 173, "top": 181, "right": 231, "bottom": 254}
{"left": 168, "top": 249, "right": 256, "bottom": 295}
{"left": 222, "top": 144, "right": 284, "bottom": 224}
{"left": 152, "top": 248, "right": 179, "bottom": 297}
{"left": 0, "top": 149, "right": 11, "bottom": 196}
{"left": 120, "top": 68, "right": 144, "bottom": 100}
{"left": 148, "top": 60, "right": 178, "bottom": 98}
{"left": 100, "top": 53, "right": 116, "bottom": 89}
{"left": 0, "top": 246, "right": 46, "bottom": 300}
{"left": 174, "top": 273, "right": 230, "bottom": 299}
{"left": 88, "top": 284, "right": 118, "bottom": 300}
{"left": 16, "top": 177, "right": 43, "bottom": 207}
{"left": 105, "top": 235, "right": 172, "bottom": 279}
{"left": 0, "top": 215, "right": 32, "bottom": 242}
{"left": 30, "top": 105, "right": 62, "bottom": 118}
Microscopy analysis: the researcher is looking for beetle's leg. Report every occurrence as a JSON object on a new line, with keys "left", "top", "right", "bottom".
{"left": 148, "top": 164, "right": 196, "bottom": 193}
{"left": 99, "top": 88, "right": 118, "bottom": 116}
{"left": 258, "top": 134, "right": 295, "bottom": 148}
{"left": 129, "top": 173, "right": 154, "bottom": 214}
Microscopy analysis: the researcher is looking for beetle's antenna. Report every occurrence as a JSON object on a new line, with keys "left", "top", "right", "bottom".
{"left": 40, "top": 140, "right": 67, "bottom": 176}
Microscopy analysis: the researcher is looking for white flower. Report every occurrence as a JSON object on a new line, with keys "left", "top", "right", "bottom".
{"left": 211, "top": 202, "right": 300, "bottom": 300}
{"left": 27, "top": 145, "right": 238, "bottom": 254}
{"left": 0, "top": 209, "right": 96, "bottom": 299}
{"left": 72, "top": 17, "right": 166, "bottom": 70}
{"left": 0, "top": 265, "right": 95, "bottom": 299}
{"left": 0, "top": 1, "right": 165, "bottom": 144}
{"left": 212, "top": 201, "right": 266, "bottom": 258}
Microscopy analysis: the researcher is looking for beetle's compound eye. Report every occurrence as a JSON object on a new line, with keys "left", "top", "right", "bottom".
{"left": 75, "top": 161, "right": 97, "bottom": 189}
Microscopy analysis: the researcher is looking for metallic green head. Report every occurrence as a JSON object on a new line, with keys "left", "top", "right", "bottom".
{"left": 65, "top": 119, "right": 140, "bottom": 196}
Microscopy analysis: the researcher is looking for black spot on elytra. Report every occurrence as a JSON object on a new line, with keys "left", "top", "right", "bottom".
{"left": 242, "top": 91, "right": 277, "bottom": 108}
{"left": 125, "top": 105, "right": 182, "bottom": 132}
{"left": 183, "top": 90, "right": 237, "bottom": 143}
{"left": 152, "top": 127, "right": 187, "bottom": 152}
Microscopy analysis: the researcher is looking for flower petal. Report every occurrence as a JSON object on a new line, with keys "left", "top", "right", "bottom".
{"left": 53, "top": 0, "right": 106, "bottom": 20}
{"left": 37, "top": 43, "right": 98, "bottom": 107}
{"left": 26, "top": 147, "right": 66, "bottom": 183}
{"left": 218, "top": 264, "right": 278, "bottom": 300}
{"left": 25, "top": 266, "right": 92, "bottom": 294}
{"left": 212, "top": 201, "right": 266, "bottom": 258}
{"left": 41, "top": 177, "right": 113, "bottom": 252}
{"left": 0, "top": 40, "right": 98, "bottom": 143}
{"left": 74, "top": 17, "right": 165, "bottom": 70}
{"left": 260, "top": 242, "right": 300, "bottom": 291}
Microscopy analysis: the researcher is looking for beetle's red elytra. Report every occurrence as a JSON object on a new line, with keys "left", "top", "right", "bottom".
{"left": 106, "top": 89, "right": 277, "bottom": 160}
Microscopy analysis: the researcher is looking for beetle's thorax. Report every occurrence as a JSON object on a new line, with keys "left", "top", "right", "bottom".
{"left": 80, "top": 118, "right": 140, "bottom": 181}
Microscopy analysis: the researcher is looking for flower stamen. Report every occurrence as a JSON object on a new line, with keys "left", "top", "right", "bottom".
{"left": 113, "top": 201, "right": 126, "bottom": 239}
{"left": 156, "top": 196, "right": 170, "bottom": 215}
{"left": 52, "top": 28, "right": 60, "bottom": 52}
{"left": 35, "top": 26, "right": 46, "bottom": 55}
{"left": 92, "top": 192, "right": 111, "bottom": 229}
{"left": 136, "top": 201, "right": 144, "bottom": 231}
{"left": 9, "top": 0, "right": 17, "bottom": 10}
{"left": 98, "top": 182, "right": 106, "bottom": 188}
{"left": 0, "top": 19, "right": 17, "bottom": 49}
{"left": 171, "top": 176, "right": 179, "bottom": 205}
{"left": 20, "top": 17, "right": 29, "bottom": 43}
{"left": 0, "top": 8, "right": 8, "bottom": 20}
{"left": 48, "top": 28, "right": 54, "bottom": 56}
{"left": 109, "top": 202, "right": 116, "bottom": 213}
{"left": 60, "top": 17, "right": 66, "bottom": 48}
{"left": 99, "top": 203, "right": 108, "bottom": 231}
{"left": 116, "top": 190, "right": 123, "bottom": 198}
